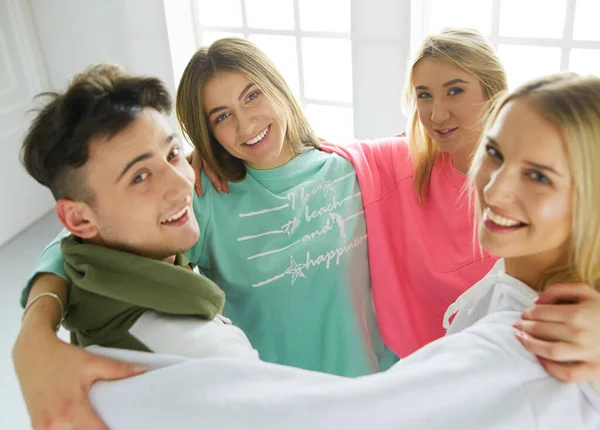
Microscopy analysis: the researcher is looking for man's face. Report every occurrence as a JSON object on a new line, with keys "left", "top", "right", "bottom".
{"left": 84, "top": 108, "right": 199, "bottom": 260}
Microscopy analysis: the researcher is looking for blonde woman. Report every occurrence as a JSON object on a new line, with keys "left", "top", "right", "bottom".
{"left": 88, "top": 72, "right": 600, "bottom": 430}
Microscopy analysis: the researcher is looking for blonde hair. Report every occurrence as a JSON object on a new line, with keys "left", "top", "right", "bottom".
{"left": 176, "top": 38, "right": 319, "bottom": 182}
{"left": 470, "top": 73, "right": 600, "bottom": 292}
{"left": 403, "top": 28, "right": 507, "bottom": 203}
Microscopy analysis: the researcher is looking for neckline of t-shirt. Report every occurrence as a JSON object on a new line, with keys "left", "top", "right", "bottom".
{"left": 438, "top": 152, "right": 468, "bottom": 189}
{"left": 245, "top": 148, "right": 316, "bottom": 180}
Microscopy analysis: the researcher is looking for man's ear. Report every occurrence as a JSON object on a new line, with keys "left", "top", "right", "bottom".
{"left": 56, "top": 199, "right": 98, "bottom": 239}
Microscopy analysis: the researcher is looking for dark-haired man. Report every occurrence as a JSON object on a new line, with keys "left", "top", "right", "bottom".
{"left": 14, "top": 64, "right": 256, "bottom": 429}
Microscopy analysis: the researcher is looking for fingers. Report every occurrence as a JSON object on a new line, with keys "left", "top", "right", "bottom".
{"left": 190, "top": 153, "right": 204, "bottom": 196}
{"left": 189, "top": 150, "right": 230, "bottom": 194}
{"left": 536, "top": 282, "right": 598, "bottom": 304}
{"left": 516, "top": 330, "right": 580, "bottom": 362}
{"left": 521, "top": 303, "right": 585, "bottom": 325}
{"left": 538, "top": 357, "right": 600, "bottom": 383}
{"left": 84, "top": 354, "right": 145, "bottom": 384}
{"left": 203, "top": 163, "right": 225, "bottom": 193}
{"left": 514, "top": 319, "right": 581, "bottom": 343}
{"left": 220, "top": 178, "right": 230, "bottom": 193}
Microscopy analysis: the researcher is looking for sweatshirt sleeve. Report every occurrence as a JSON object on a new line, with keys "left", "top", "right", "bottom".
{"left": 320, "top": 136, "right": 412, "bottom": 205}
{"left": 20, "top": 229, "right": 70, "bottom": 308}
{"left": 89, "top": 318, "right": 543, "bottom": 430}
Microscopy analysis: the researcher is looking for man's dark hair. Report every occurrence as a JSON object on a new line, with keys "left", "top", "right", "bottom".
{"left": 21, "top": 64, "right": 172, "bottom": 202}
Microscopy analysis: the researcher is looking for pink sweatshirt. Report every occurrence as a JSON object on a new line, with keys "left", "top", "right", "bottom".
{"left": 321, "top": 137, "right": 497, "bottom": 357}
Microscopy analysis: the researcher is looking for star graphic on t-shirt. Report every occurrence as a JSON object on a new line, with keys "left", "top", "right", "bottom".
{"left": 284, "top": 255, "right": 307, "bottom": 284}
{"left": 320, "top": 179, "right": 335, "bottom": 197}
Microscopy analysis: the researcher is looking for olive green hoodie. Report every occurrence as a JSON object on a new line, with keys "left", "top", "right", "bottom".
{"left": 61, "top": 235, "right": 225, "bottom": 351}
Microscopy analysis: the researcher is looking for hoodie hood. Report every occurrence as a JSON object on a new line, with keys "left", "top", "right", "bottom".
{"left": 443, "top": 259, "right": 600, "bottom": 412}
{"left": 443, "top": 259, "right": 537, "bottom": 335}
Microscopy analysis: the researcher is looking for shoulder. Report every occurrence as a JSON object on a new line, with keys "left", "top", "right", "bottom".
{"left": 321, "top": 136, "right": 413, "bottom": 180}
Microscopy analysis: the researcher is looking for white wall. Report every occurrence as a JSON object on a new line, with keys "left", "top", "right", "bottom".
{"left": 0, "top": 0, "right": 54, "bottom": 248}
{"left": 0, "top": 0, "right": 176, "bottom": 247}
{"left": 351, "top": 0, "right": 410, "bottom": 139}
{"left": 29, "top": 0, "right": 175, "bottom": 95}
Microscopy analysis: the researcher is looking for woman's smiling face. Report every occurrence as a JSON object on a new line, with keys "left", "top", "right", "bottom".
{"left": 202, "top": 71, "right": 293, "bottom": 170}
{"left": 474, "top": 98, "right": 572, "bottom": 270}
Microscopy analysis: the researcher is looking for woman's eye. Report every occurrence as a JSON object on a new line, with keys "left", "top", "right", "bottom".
{"left": 485, "top": 144, "right": 503, "bottom": 161}
{"left": 528, "top": 170, "right": 551, "bottom": 185}
{"left": 448, "top": 87, "right": 464, "bottom": 96}
{"left": 168, "top": 146, "right": 180, "bottom": 161}
{"left": 133, "top": 172, "right": 149, "bottom": 184}
{"left": 247, "top": 91, "right": 260, "bottom": 102}
{"left": 417, "top": 92, "right": 432, "bottom": 99}
{"left": 215, "top": 113, "right": 230, "bottom": 124}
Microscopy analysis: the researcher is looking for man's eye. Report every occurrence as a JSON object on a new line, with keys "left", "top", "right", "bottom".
{"left": 168, "top": 146, "right": 180, "bottom": 161}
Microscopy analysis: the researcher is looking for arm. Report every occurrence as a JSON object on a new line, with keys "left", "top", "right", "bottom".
{"left": 319, "top": 136, "right": 412, "bottom": 205}
{"left": 187, "top": 148, "right": 230, "bottom": 195}
{"left": 90, "top": 321, "right": 548, "bottom": 430}
{"left": 13, "top": 235, "right": 144, "bottom": 429}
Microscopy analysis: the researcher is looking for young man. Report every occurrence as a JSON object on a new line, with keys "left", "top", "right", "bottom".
{"left": 19, "top": 64, "right": 258, "bottom": 358}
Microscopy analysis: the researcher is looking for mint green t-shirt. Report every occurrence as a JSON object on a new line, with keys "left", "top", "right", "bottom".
{"left": 22, "top": 149, "right": 396, "bottom": 376}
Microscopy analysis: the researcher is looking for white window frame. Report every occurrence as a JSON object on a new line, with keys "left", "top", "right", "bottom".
{"left": 165, "top": 0, "right": 411, "bottom": 140}
{"left": 190, "top": 0, "right": 353, "bottom": 116}
{"left": 411, "top": 0, "right": 600, "bottom": 70}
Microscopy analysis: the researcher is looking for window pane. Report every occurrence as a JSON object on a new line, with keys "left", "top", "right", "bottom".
{"left": 248, "top": 34, "right": 300, "bottom": 96}
{"left": 201, "top": 32, "right": 244, "bottom": 46}
{"left": 302, "top": 38, "right": 352, "bottom": 102}
{"left": 573, "top": 0, "right": 600, "bottom": 41}
{"left": 497, "top": 45, "right": 562, "bottom": 89}
{"left": 426, "top": 0, "right": 492, "bottom": 36}
{"left": 569, "top": 49, "right": 600, "bottom": 76}
{"left": 299, "top": 0, "right": 350, "bottom": 33}
{"left": 197, "top": 0, "right": 242, "bottom": 27}
{"left": 499, "top": 0, "right": 566, "bottom": 39}
{"left": 306, "top": 104, "right": 354, "bottom": 142}
{"left": 245, "top": 0, "right": 294, "bottom": 30}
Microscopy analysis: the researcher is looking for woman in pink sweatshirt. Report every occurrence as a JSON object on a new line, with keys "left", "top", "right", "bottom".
{"left": 192, "top": 29, "right": 600, "bottom": 378}
{"left": 320, "top": 28, "right": 502, "bottom": 357}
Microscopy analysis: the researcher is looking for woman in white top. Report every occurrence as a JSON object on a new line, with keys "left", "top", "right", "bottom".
{"left": 87, "top": 73, "right": 600, "bottom": 429}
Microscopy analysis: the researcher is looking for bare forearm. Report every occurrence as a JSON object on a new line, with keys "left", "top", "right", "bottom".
{"left": 14, "top": 274, "right": 68, "bottom": 355}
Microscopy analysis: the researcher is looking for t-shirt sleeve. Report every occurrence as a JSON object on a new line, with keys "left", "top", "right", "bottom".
{"left": 20, "top": 229, "right": 71, "bottom": 308}
{"left": 184, "top": 172, "right": 213, "bottom": 269}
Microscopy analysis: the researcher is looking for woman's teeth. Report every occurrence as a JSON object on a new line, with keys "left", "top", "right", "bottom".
{"left": 245, "top": 126, "right": 269, "bottom": 145}
{"left": 163, "top": 207, "right": 187, "bottom": 223}
{"left": 485, "top": 208, "right": 522, "bottom": 227}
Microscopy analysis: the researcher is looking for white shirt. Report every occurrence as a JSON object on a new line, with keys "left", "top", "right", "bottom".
{"left": 88, "top": 260, "right": 600, "bottom": 429}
